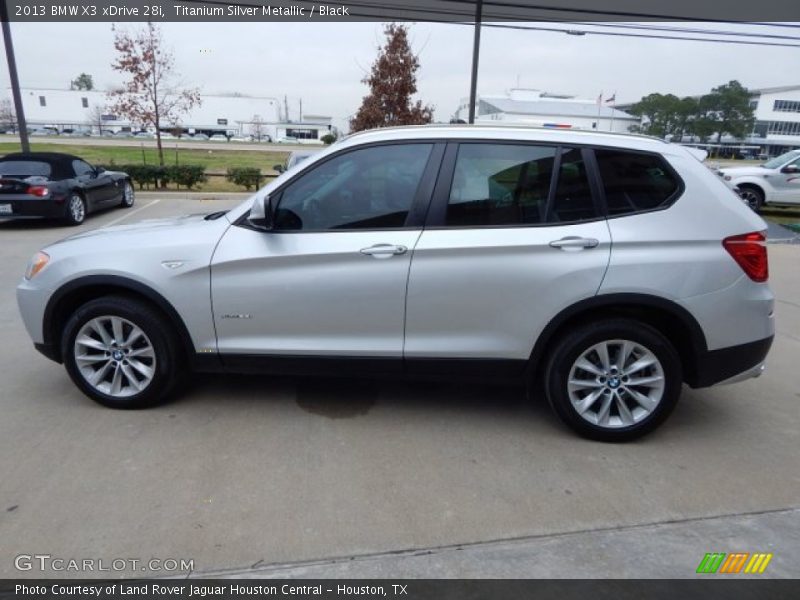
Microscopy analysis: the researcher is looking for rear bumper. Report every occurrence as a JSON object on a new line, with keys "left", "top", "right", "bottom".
{"left": 0, "top": 199, "right": 65, "bottom": 218}
{"left": 690, "top": 336, "right": 773, "bottom": 388}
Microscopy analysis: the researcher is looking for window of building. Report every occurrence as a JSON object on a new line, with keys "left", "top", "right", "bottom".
{"left": 773, "top": 99, "right": 800, "bottom": 113}
{"left": 217, "top": 118, "right": 228, "bottom": 125}
{"left": 766, "top": 121, "right": 800, "bottom": 136}
{"left": 38, "top": 96, "right": 46, "bottom": 107}
{"left": 595, "top": 150, "right": 680, "bottom": 215}
{"left": 285, "top": 128, "right": 318, "bottom": 140}
{"left": 81, "top": 97, "right": 88, "bottom": 108}
{"left": 274, "top": 144, "right": 432, "bottom": 231}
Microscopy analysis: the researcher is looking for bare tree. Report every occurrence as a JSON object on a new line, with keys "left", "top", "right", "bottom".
{"left": 109, "top": 23, "right": 200, "bottom": 166}
{"left": 251, "top": 114, "right": 265, "bottom": 141}
{"left": 86, "top": 104, "right": 106, "bottom": 135}
{"left": 0, "top": 99, "right": 16, "bottom": 132}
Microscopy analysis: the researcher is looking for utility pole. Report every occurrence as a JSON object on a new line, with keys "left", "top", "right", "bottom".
{"left": 284, "top": 95, "right": 289, "bottom": 122}
{"left": 467, "top": 0, "right": 484, "bottom": 124}
{"left": 299, "top": 98, "right": 302, "bottom": 123}
{"left": 0, "top": 5, "right": 30, "bottom": 151}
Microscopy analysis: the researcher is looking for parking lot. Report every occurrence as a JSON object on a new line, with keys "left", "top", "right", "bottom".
{"left": 1, "top": 196, "right": 798, "bottom": 578}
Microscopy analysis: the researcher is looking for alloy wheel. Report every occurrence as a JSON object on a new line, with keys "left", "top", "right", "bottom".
{"left": 73, "top": 316, "right": 157, "bottom": 398}
{"left": 567, "top": 339, "right": 665, "bottom": 429}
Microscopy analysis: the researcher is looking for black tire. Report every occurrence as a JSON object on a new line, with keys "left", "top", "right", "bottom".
{"left": 120, "top": 180, "right": 135, "bottom": 208}
{"left": 63, "top": 192, "right": 86, "bottom": 226}
{"left": 738, "top": 185, "right": 764, "bottom": 212}
{"left": 61, "top": 295, "right": 182, "bottom": 409}
{"left": 544, "top": 319, "right": 682, "bottom": 442}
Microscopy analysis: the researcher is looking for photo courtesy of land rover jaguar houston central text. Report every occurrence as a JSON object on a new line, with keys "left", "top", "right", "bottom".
{"left": 16, "top": 126, "right": 774, "bottom": 441}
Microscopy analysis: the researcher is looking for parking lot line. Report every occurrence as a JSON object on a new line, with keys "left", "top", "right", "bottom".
{"left": 103, "top": 199, "right": 161, "bottom": 228}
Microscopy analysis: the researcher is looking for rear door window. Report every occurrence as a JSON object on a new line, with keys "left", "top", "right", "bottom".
{"left": 594, "top": 150, "right": 680, "bottom": 215}
{"left": 444, "top": 143, "right": 597, "bottom": 226}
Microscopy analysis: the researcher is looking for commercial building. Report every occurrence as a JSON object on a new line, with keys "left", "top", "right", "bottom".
{"left": 454, "top": 88, "right": 638, "bottom": 133}
{"left": 746, "top": 85, "right": 800, "bottom": 156}
{"left": 5, "top": 87, "right": 332, "bottom": 141}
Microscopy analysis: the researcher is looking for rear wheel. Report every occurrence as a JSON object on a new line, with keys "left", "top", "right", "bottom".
{"left": 61, "top": 296, "right": 182, "bottom": 409}
{"left": 64, "top": 193, "right": 86, "bottom": 225}
{"left": 738, "top": 185, "right": 764, "bottom": 212}
{"left": 544, "top": 319, "right": 682, "bottom": 442}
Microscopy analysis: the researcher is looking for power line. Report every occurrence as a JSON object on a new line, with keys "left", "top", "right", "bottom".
{"left": 194, "top": 0, "right": 800, "bottom": 48}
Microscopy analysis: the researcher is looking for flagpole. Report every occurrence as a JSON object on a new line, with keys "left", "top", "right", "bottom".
{"left": 596, "top": 91, "right": 602, "bottom": 130}
{"left": 609, "top": 91, "right": 616, "bottom": 132}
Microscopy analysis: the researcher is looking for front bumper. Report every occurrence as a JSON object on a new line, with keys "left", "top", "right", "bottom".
{"left": 690, "top": 336, "right": 774, "bottom": 388}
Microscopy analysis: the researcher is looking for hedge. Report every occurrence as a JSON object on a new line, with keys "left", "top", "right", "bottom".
{"left": 225, "top": 167, "right": 262, "bottom": 190}
{"left": 96, "top": 164, "right": 207, "bottom": 190}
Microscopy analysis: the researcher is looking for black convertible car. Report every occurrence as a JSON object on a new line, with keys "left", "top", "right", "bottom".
{"left": 0, "top": 152, "right": 134, "bottom": 225}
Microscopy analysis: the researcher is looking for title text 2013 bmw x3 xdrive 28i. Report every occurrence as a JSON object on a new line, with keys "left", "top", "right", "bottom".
{"left": 17, "top": 126, "right": 774, "bottom": 441}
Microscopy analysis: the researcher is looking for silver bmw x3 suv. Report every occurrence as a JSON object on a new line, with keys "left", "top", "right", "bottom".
{"left": 17, "top": 126, "right": 774, "bottom": 441}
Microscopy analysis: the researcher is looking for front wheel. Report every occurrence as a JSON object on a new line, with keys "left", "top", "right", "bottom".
{"left": 61, "top": 296, "right": 182, "bottom": 409}
{"left": 120, "top": 180, "right": 135, "bottom": 208}
{"left": 544, "top": 319, "right": 682, "bottom": 442}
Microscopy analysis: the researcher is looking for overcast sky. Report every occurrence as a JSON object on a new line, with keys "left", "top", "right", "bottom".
{"left": 1, "top": 21, "right": 798, "bottom": 131}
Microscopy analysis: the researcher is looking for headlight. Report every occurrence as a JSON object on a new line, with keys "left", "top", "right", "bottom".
{"left": 724, "top": 175, "right": 732, "bottom": 181}
{"left": 24, "top": 251, "right": 50, "bottom": 280}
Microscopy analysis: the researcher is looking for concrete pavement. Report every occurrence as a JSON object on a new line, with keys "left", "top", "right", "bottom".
{"left": 0, "top": 199, "right": 798, "bottom": 579}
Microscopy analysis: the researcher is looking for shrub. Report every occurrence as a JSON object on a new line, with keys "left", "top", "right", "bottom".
{"left": 320, "top": 133, "right": 337, "bottom": 145}
{"left": 225, "top": 167, "right": 262, "bottom": 190}
{"left": 165, "top": 165, "right": 207, "bottom": 189}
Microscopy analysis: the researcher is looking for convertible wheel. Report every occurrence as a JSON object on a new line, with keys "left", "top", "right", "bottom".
{"left": 61, "top": 296, "right": 182, "bottom": 409}
{"left": 544, "top": 319, "right": 682, "bottom": 442}
{"left": 64, "top": 193, "right": 86, "bottom": 226}
{"left": 120, "top": 180, "right": 135, "bottom": 208}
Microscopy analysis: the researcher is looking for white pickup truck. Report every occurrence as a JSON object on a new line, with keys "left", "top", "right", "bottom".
{"left": 718, "top": 150, "right": 800, "bottom": 211}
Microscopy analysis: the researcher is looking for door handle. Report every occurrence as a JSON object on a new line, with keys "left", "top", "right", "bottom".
{"left": 360, "top": 244, "right": 408, "bottom": 257}
{"left": 548, "top": 237, "right": 600, "bottom": 250}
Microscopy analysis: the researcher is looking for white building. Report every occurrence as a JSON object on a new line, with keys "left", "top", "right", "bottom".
{"left": 454, "top": 88, "right": 638, "bottom": 133}
{"left": 746, "top": 85, "right": 800, "bottom": 156}
{"left": 8, "top": 88, "right": 333, "bottom": 141}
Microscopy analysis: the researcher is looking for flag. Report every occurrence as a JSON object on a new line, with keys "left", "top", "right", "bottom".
{"left": 605, "top": 93, "right": 616, "bottom": 104}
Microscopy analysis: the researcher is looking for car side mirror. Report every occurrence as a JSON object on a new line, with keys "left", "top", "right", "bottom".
{"left": 95, "top": 166, "right": 105, "bottom": 176}
{"left": 781, "top": 165, "right": 799, "bottom": 174}
{"left": 248, "top": 194, "right": 274, "bottom": 231}
{"left": 273, "top": 164, "right": 285, "bottom": 173}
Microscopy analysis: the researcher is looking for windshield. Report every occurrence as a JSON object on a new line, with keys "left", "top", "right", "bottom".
{"left": 763, "top": 150, "right": 800, "bottom": 169}
{"left": 0, "top": 160, "right": 51, "bottom": 178}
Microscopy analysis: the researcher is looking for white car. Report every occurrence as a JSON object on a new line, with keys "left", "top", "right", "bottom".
{"left": 276, "top": 136, "right": 298, "bottom": 144}
{"left": 718, "top": 150, "right": 800, "bottom": 210}
{"left": 209, "top": 134, "right": 228, "bottom": 142}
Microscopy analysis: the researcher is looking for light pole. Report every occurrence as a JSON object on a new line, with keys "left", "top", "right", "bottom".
{"left": 467, "top": 0, "right": 483, "bottom": 124}
{"left": 0, "top": 4, "right": 29, "bottom": 151}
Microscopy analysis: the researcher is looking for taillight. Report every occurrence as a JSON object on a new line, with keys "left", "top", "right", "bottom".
{"left": 27, "top": 185, "right": 49, "bottom": 197}
{"left": 723, "top": 231, "right": 768, "bottom": 282}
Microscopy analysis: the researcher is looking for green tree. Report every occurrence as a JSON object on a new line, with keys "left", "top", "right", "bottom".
{"left": 350, "top": 24, "right": 433, "bottom": 132}
{"left": 703, "top": 80, "right": 755, "bottom": 143}
{"left": 70, "top": 73, "right": 94, "bottom": 91}
{"left": 628, "top": 93, "right": 682, "bottom": 138}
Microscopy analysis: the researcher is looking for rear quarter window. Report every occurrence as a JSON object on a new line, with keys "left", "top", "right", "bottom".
{"left": 595, "top": 150, "right": 680, "bottom": 215}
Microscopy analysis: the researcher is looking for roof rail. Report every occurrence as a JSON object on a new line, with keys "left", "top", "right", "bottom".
{"left": 342, "top": 123, "right": 668, "bottom": 144}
